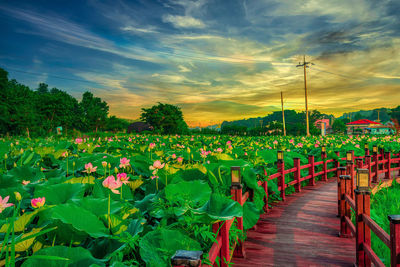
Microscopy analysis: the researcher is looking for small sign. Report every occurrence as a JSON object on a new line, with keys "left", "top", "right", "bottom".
{"left": 56, "top": 126, "right": 63, "bottom": 135}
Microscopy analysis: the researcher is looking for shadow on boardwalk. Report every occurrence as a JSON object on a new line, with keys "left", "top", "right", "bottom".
{"left": 233, "top": 179, "right": 355, "bottom": 267}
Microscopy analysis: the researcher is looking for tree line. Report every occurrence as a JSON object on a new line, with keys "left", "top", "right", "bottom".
{"left": 0, "top": 67, "right": 128, "bottom": 137}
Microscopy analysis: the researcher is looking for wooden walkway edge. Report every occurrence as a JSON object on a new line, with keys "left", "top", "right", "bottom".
{"left": 233, "top": 179, "right": 355, "bottom": 266}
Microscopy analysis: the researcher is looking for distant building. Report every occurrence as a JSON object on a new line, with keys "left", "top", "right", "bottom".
{"left": 346, "top": 119, "right": 394, "bottom": 135}
{"left": 315, "top": 119, "right": 332, "bottom": 134}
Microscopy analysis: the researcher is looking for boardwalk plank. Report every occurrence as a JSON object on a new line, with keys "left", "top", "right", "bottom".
{"left": 233, "top": 180, "right": 355, "bottom": 266}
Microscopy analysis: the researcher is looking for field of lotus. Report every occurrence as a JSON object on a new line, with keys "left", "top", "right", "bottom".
{"left": 1, "top": 134, "right": 400, "bottom": 266}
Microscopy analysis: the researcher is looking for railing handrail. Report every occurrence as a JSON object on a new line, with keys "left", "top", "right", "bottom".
{"left": 174, "top": 148, "right": 400, "bottom": 267}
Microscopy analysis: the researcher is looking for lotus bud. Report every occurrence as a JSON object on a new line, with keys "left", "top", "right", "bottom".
{"left": 13, "top": 162, "right": 17, "bottom": 167}
{"left": 4, "top": 153, "right": 7, "bottom": 159}
{"left": 14, "top": 192, "right": 22, "bottom": 201}
{"left": 108, "top": 163, "right": 111, "bottom": 169}
{"left": 30, "top": 147, "right": 33, "bottom": 151}
{"left": 187, "top": 147, "right": 191, "bottom": 153}
{"left": 73, "top": 161, "right": 76, "bottom": 167}
{"left": 20, "top": 148, "right": 24, "bottom": 154}
{"left": 114, "top": 167, "right": 119, "bottom": 174}
{"left": 102, "top": 161, "right": 107, "bottom": 168}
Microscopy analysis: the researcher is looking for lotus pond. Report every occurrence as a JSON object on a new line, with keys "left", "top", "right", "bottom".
{"left": 1, "top": 134, "right": 400, "bottom": 266}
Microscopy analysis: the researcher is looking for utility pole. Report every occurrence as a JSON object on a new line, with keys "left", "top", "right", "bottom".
{"left": 281, "top": 91, "right": 286, "bottom": 136}
{"left": 377, "top": 110, "right": 380, "bottom": 123}
{"left": 296, "top": 55, "right": 313, "bottom": 136}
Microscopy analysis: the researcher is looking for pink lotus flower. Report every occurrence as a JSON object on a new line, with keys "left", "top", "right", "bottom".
{"left": 149, "top": 160, "right": 165, "bottom": 170}
{"left": 149, "top": 143, "right": 156, "bottom": 149}
{"left": 273, "top": 140, "right": 278, "bottom": 145}
{"left": 355, "top": 144, "right": 360, "bottom": 148}
{"left": 84, "top": 162, "right": 97, "bottom": 173}
{"left": 0, "top": 196, "right": 14, "bottom": 213}
{"left": 61, "top": 151, "right": 68, "bottom": 157}
{"left": 102, "top": 175, "right": 122, "bottom": 194}
{"left": 150, "top": 175, "right": 159, "bottom": 180}
{"left": 22, "top": 180, "right": 31, "bottom": 185}
{"left": 117, "top": 173, "right": 129, "bottom": 184}
{"left": 177, "top": 157, "right": 183, "bottom": 163}
{"left": 102, "top": 161, "right": 107, "bottom": 167}
{"left": 297, "top": 143, "right": 303, "bottom": 148}
{"left": 31, "top": 197, "right": 45, "bottom": 209}
{"left": 119, "top": 157, "right": 130, "bottom": 168}
{"left": 171, "top": 154, "right": 177, "bottom": 159}
{"left": 216, "top": 148, "right": 223, "bottom": 153}
{"left": 75, "top": 138, "right": 83, "bottom": 144}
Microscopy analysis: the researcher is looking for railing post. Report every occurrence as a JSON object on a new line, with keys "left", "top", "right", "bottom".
{"left": 345, "top": 175, "right": 352, "bottom": 236}
{"left": 322, "top": 151, "right": 328, "bottom": 181}
{"left": 263, "top": 168, "right": 269, "bottom": 213}
{"left": 389, "top": 215, "right": 400, "bottom": 267}
{"left": 309, "top": 155, "right": 315, "bottom": 186}
{"left": 220, "top": 221, "right": 229, "bottom": 267}
{"left": 347, "top": 161, "right": 355, "bottom": 198}
{"left": 355, "top": 189, "right": 371, "bottom": 267}
{"left": 278, "top": 159, "right": 286, "bottom": 201}
{"left": 365, "top": 144, "right": 370, "bottom": 156}
{"left": 294, "top": 158, "right": 301, "bottom": 192}
{"left": 373, "top": 151, "right": 378, "bottom": 183}
{"left": 337, "top": 167, "right": 346, "bottom": 217}
{"left": 365, "top": 155, "right": 372, "bottom": 181}
{"left": 171, "top": 250, "right": 203, "bottom": 267}
{"left": 231, "top": 168, "right": 245, "bottom": 258}
{"left": 386, "top": 151, "right": 392, "bottom": 180}
{"left": 339, "top": 174, "right": 351, "bottom": 237}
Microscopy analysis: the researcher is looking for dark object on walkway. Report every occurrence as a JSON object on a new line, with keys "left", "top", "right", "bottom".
{"left": 171, "top": 250, "right": 202, "bottom": 267}
{"left": 127, "top": 122, "right": 153, "bottom": 133}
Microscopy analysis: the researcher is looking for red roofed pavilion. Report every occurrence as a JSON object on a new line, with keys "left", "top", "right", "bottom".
{"left": 346, "top": 119, "right": 383, "bottom": 134}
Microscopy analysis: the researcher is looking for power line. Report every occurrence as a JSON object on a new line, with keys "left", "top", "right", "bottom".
{"left": 310, "top": 66, "right": 367, "bottom": 82}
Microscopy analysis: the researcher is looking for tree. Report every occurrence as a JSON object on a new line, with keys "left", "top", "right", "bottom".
{"left": 80, "top": 91, "right": 109, "bottom": 132}
{"left": 106, "top": 116, "right": 129, "bottom": 132}
{"left": 140, "top": 103, "right": 188, "bottom": 134}
{"left": 332, "top": 119, "right": 346, "bottom": 134}
{"left": 36, "top": 83, "right": 49, "bottom": 94}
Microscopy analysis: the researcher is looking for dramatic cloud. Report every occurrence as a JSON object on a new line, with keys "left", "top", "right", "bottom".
{"left": 0, "top": 0, "right": 399, "bottom": 127}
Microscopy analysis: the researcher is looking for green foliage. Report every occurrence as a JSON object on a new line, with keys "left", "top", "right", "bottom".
{"left": 22, "top": 246, "right": 105, "bottom": 267}
{"left": 140, "top": 103, "right": 188, "bottom": 134}
{"left": 139, "top": 229, "right": 201, "bottom": 267}
{"left": 332, "top": 119, "right": 346, "bottom": 134}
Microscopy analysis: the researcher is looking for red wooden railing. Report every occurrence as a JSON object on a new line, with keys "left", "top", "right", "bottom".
{"left": 172, "top": 148, "right": 400, "bottom": 267}
{"left": 339, "top": 150, "right": 400, "bottom": 267}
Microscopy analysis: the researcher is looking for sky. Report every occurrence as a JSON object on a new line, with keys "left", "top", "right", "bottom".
{"left": 1, "top": 0, "right": 400, "bottom": 127}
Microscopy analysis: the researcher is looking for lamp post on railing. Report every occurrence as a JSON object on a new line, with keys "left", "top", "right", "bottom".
{"left": 277, "top": 151, "right": 286, "bottom": 201}
{"left": 355, "top": 168, "right": 371, "bottom": 267}
{"left": 346, "top": 151, "right": 355, "bottom": 198}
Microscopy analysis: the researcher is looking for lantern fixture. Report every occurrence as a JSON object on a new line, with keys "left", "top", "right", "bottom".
{"left": 364, "top": 143, "right": 369, "bottom": 150}
{"left": 231, "top": 166, "right": 241, "bottom": 188}
{"left": 321, "top": 145, "right": 326, "bottom": 153}
{"left": 346, "top": 151, "right": 353, "bottom": 162}
{"left": 356, "top": 168, "right": 370, "bottom": 191}
{"left": 373, "top": 145, "right": 378, "bottom": 154}
{"left": 277, "top": 150, "right": 284, "bottom": 162}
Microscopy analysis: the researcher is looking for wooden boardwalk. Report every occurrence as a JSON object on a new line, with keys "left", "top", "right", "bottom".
{"left": 233, "top": 179, "right": 355, "bottom": 267}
